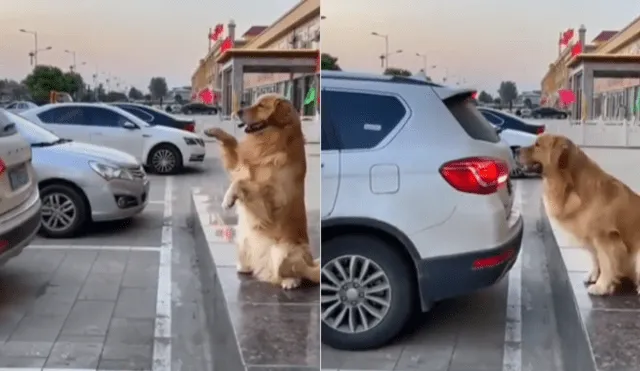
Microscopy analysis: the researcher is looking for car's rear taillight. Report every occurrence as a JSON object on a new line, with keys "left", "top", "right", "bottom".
{"left": 0, "top": 158, "right": 5, "bottom": 176}
{"left": 536, "top": 125, "right": 545, "bottom": 135}
{"left": 439, "top": 157, "right": 509, "bottom": 195}
{"left": 185, "top": 122, "right": 195, "bottom": 132}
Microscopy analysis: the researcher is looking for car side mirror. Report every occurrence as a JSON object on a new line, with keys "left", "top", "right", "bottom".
{"left": 122, "top": 121, "right": 138, "bottom": 130}
{"left": 495, "top": 126, "right": 504, "bottom": 134}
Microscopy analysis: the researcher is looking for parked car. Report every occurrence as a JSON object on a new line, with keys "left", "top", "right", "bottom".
{"left": 5, "top": 101, "right": 37, "bottom": 114}
{"left": 0, "top": 110, "right": 42, "bottom": 265}
{"left": 5, "top": 110, "right": 149, "bottom": 238}
{"left": 111, "top": 102, "right": 197, "bottom": 132}
{"left": 181, "top": 102, "right": 218, "bottom": 115}
{"left": 477, "top": 107, "right": 545, "bottom": 135}
{"left": 478, "top": 107, "right": 542, "bottom": 178}
{"left": 21, "top": 103, "right": 205, "bottom": 174}
{"left": 320, "top": 71, "right": 523, "bottom": 350}
{"left": 530, "top": 106, "right": 568, "bottom": 119}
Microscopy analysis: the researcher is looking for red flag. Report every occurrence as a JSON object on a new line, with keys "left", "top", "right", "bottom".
{"left": 220, "top": 37, "right": 233, "bottom": 53}
{"left": 560, "top": 29, "right": 574, "bottom": 46}
{"left": 209, "top": 23, "right": 224, "bottom": 41}
{"left": 199, "top": 89, "right": 213, "bottom": 104}
{"left": 557, "top": 89, "right": 576, "bottom": 105}
{"left": 570, "top": 43, "right": 582, "bottom": 57}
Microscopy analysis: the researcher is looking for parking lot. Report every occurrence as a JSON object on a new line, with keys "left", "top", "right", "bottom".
{"left": 0, "top": 144, "right": 221, "bottom": 370}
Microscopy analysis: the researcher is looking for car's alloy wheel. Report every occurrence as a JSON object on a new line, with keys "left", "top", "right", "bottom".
{"left": 321, "top": 234, "right": 414, "bottom": 350}
{"left": 150, "top": 146, "right": 181, "bottom": 174}
{"left": 322, "top": 255, "right": 392, "bottom": 334}
{"left": 39, "top": 184, "right": 88, "bottom": 238}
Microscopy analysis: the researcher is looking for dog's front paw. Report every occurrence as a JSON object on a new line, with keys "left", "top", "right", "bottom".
{"left": 584, "top": 270, "right": 600, "bottom": 285}
{"left": 204, "top": 127, "right": 228, "bottom": 140}
{"left": 587, "top": 281, "right": 615, "bottom": 296}
{"left": 236, "top": 262, "right": 252, "bottom": 274}
{"left": 280, "top": 278, "right": 301, "bottom": 290}
{"left": 221, "top": 183, "right": 238, "bottom": 210}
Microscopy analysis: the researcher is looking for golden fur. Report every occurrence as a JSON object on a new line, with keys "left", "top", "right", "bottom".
{"left": 204, "top": 93, "right": 319, "bottom": 289}
{"left": 519, "top": 133, "right": 640, "bottom": 295}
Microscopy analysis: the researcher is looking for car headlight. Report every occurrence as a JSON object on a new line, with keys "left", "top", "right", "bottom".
{"left": 89, "top": 161, "right": 134, "bottom": 181}
{"left": 184, "top": 137, "right": 198, "bottom": 145}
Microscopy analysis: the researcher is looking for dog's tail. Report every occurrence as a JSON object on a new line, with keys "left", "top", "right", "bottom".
{"left": 295, "top": 257, "right": 320, "bottom": 283}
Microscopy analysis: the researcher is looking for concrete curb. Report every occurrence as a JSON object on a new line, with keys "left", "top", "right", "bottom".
{"left": 537, "top": 201, "right": 597, "bottom": 371}
{"left": 190, "top": 195, "right": 245, "bottom": 371}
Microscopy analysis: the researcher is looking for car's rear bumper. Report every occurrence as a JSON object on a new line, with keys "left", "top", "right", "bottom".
{"left": 0, "top": 199, "right": 41, "bottom": 266}
{"left": 417, "top": 214, "right": 524, "bottom": 305}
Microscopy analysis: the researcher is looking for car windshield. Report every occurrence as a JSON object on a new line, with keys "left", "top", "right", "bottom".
{"left": 4, "top": 110, "right": 69, "bottom": 146}
{"left": 110, "top": 106, "right": 151, "bottom": 127}
{"left": 130, "top": 104, "right": 183, "bottom": 121}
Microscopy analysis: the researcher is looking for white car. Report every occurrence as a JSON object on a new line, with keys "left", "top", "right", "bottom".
{"left": 321, "top": 71, "right": 523, "bottom": 350}
{"left": 0, "top": 110, "right": 42, "bottom": 265}
{"left": 5, "top": 101, "right": 38, "bottom": 114}
{"left": 21, "top": 103, "right": 206, "bottom": 174}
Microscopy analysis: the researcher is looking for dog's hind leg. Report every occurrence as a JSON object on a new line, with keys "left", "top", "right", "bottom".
{"left": 236, "top": 238, "right": 253, "bottom": 274}
{"left": 587, "top": 232, "right": 627, "bottom": 296}
{"left": 584, "top": 245, "right": 600, "bottom": 285}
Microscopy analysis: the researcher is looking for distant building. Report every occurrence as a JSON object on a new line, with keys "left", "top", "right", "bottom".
{"left": 514, "top": 91, "right": 541, "bottom": 108}
{"left": 169, "top": 86, "right": 191, "bottom": 102}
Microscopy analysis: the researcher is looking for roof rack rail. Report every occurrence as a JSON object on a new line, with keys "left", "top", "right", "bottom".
{"left": 321, "top": 70, "right": 443, "bottom": 87}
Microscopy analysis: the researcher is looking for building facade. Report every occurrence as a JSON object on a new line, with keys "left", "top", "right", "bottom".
{"left": 191, "top": 0, "right": 320, "bottom": 115}
{"left": 540, "top": 17, "right": 640, "bottom": 119}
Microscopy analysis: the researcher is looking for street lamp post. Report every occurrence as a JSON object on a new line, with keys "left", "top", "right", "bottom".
{"left": 371, "top": 31, "right": 390, "bottom": 69}
{"left": 416, "top": 52, "right": 428, "bottom": 72}
{"left": 64, "top": 50, "right": 77, "bottom": 71}
{"left": 19, "top": 29, "right": 39, "bottom": 66}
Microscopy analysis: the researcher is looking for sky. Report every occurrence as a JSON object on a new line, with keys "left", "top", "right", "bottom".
{"left": 0, "top": 0, "right": 300, "bottom": 93}
{"left": 322, "top": 0, "right": 640, "bottom": 95}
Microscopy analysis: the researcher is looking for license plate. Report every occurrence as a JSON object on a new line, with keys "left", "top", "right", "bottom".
{"left": 9, "top": 165, "right": 29, "bottom": 190}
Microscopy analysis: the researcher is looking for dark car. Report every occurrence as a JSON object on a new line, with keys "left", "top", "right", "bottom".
{"left": 111, "top": 102, "right": 196, "bottom": 132}
{"left": 181, "top": 102, "right": 217, "bottom": 115}
{"left": 530, "top": 107, "right": 568, "bottom": 119}
{"left": 477, "top": 107, "right": 545, "bottom": 135}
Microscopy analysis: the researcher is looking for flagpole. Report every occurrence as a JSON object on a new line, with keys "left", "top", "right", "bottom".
{"left": 208, "top": 27, "right": 212, "bottom": 51}
{"left": 558, "top": 31, "right": 562, "bottom": 56}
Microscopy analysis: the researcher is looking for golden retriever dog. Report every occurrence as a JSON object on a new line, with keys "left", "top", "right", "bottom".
{"left": 519, "top": 133, "right": 640, "bottom": 295}
{"left": 203, "top": 93, "right": 320, "bottom": 289}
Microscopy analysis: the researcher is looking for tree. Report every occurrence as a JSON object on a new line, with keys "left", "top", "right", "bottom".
{"left": 321, "top": 53, "right": 341, "bottom": 71}
{"left": 478, "top": 91, "right": 493, "bottom": 104}
{"left": 498, "top": 81, "right": 518, "bottom": 109}
{"left": 105, "top": 91, "right": 127, "bottom": 102}
{"left": 22, "top": 65, "right": 67, "bottom": 104}
{"left": 63, "top": 71, "right": 85, "bottom": 99}
{"left": 384, "top": 68, "right": 412, "bottom": 77}
{"left": 148, "top": 77, "right": 168, "bottom": 101}
{"left": 128, "top": 87, "right": 144, "bottom": 100}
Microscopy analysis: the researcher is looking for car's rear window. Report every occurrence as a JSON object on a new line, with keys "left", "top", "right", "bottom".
{"left": 445, "top": 96, "right": 500, "bottom": 143}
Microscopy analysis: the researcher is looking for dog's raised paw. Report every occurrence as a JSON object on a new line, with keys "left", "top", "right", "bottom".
{"left": 281, "top": 278, "right": 301, "bottom": 290}
{"left": 236, "top": 263, "right": 252, "bottom": 274}
{"left": 221, "top": 187, "right": 237, "bottom": 210}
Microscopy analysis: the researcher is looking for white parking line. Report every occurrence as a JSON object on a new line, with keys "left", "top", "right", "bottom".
{"left": 147, "top": 200, "right": 166, "bottom": 205}
{"left": 28, "top": 244, "right": 161, "bottom": 252}
{"left": 502, "top": 185, "right": 523, "bottom": 371}
{"left": 152, "top": 176, "right": 173, "bottom": 371}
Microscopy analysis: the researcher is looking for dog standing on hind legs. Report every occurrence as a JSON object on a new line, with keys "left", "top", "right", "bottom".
{"left": 204, "top": 93, "right": 320, "bottom": 290}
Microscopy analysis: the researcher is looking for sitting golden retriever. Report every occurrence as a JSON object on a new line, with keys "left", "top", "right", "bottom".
{"left": 204, "top": 93, "right": 320, "bottom": 289}
{"left": 519, "top": 133, "right": 640, "bottom": 295}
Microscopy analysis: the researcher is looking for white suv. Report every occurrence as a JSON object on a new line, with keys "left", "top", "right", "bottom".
{"left": 0, "top": 110, "right": 42, "bottom": 265}
{"left": 320, "top": 71, "right": 524, "bottom": 350}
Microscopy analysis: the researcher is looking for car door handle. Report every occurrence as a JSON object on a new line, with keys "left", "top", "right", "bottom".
{"left": 321, "top": 163, "right": 324, "bottom": 168}
{"left": 142, "top": 134, "right": 151, "bottom": 138}
{"left": 92, "top": 132, "right": 103, "bottom": 136}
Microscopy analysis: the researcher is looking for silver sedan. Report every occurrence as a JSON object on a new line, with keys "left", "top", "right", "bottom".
{"left": 7, "top": 110, "right": 150, "bottom": 238}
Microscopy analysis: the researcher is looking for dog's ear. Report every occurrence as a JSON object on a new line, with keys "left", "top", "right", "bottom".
{"left": 551, "top": 139, "right": 570, "bottom": 169}
{"left": 272, "top": 99, "right": 296, "bottom": 126}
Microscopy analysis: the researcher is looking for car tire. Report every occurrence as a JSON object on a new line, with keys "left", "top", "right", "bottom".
{"left": 148, "top": 144, "right": 183, "bottom": 175}
{"left": 321, "top": 234, "right": 415, "bottom": 350}
{"left": 39, "top": 183, "right": 88, "bottom": 238}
